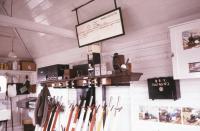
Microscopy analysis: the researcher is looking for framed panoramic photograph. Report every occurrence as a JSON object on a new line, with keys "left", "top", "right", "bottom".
{"left": 169, "top": 19, "right": 200, "bottom": 79}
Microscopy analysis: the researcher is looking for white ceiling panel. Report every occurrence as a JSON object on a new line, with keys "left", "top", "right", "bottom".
{"left": 0, "top": 35, "right": 31, "bottom": 58}
{"left": 0, "top": 0, "right": 200, "bottom": 59}
{"left": 0, "top": 26, "right": 14, "bottom": 36}
{"left": 15, "top": 28, "right": 77, "bottom": 58}
{"left": 120, "top": 0, "right": 200, "bottom": 31}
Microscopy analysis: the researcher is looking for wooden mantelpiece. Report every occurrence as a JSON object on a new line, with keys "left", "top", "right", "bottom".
{"left": 39, "top": 72, "right": 143, "bottom": 87}
{"left": 105, "top": 72, "right": 143, "bottom": 86}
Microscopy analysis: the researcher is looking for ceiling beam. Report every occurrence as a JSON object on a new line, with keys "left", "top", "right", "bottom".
{"left": 0, "top": 34, "right": 12, "bottom": 38}
{"left": 0, "top": 31, "right": 14, "bottom": 38}
{"left": 0, "top": 14, "right": 76, "bottom": 39}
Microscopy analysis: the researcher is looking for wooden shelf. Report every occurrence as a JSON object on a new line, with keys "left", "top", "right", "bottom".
{"left": 0, "top": 57, "right": 33, "bottom": 61}
{"left": 0, "top": 70, "right": 36, "bottom": 75}
{"left": 40, "top": 79, "right": 69, "bottom": 84}
{"left": 98, "top": 72, "right": 142, "bottom": 78}
{"left": 39, "top": 72, "right": 143, "bottom": 87}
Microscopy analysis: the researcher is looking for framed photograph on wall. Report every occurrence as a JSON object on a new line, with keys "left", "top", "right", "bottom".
{"left": 182, "top": 107, "right": 200, "bottom": 126}
{"left": 159, "top": 106, "right": 182, "bottom": 124}
{"left": 138, "top": 105, "right": 159, "bottom": 122}
{"left": 169, "top": 19, "right": 200, "bottom": 79}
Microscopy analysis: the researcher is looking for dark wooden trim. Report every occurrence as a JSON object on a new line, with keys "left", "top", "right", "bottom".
{"left": 38, "top": 72, "right": 143, "bottom": 88}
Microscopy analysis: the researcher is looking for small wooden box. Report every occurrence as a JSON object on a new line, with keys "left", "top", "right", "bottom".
{"left": 64, "top": 69, "right": 75, "bottom": 79}
{"left": 29, "top": 84, "right": 36, "bottom": 93}
{"left": 23, "top": 119, "right": 35, "bottom": 131}
{"left": 23, "top": 119, "right": 33, "bottom": 124}
{"left": 101, "top": 78, "right": 111, "bottom": 86}
{"left": 64, "top": 69, "right": 70, "bottom": 79}
{"left": 147, "top": 77, "right": 181, "bottom": 100}
{"left": 20, "top": 61, "right": 36, "bottom": 71}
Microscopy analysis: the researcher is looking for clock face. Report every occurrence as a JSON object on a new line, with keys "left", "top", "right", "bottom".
{"left": 0, "top": 76, "right": 7, "bottom": 93}
{"left": 159, "top": 87, "right": 164, "bottom": 92}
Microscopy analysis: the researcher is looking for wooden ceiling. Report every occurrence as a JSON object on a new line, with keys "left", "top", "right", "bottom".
{"left": 0, "top": 0, "right": 200, "bottom": 59}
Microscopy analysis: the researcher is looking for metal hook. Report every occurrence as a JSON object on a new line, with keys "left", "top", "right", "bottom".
{"left": 102, "top": 100, "right": 106, "bottom": 107}
{"left": 56, "top": 96, "right": 59, "bottom": 102}
{"left": 110, "top": 105, "right": 115, "bottom": 111}
{"left": 116, "top": 96, "right": 120, "bottom": 107}
{"left": 96, "top": 105, "right": 100, "bottom": 111}
{"left": 78, "top": 99, "right": 81, "bottom": 106}
{"left": 69, "top": 103, "right": 72, "bottom": 108}
{"left": 115, "top": 96, "right": 123, "bottom": 113}
{"left": 109, "top": 96, "right": 113, "bottom": 107}
{"left": 60, "top": 96, "right": 63, "bottom": 102}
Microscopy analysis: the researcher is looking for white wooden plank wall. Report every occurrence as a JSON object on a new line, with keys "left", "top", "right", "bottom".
{"left": 35, "top": 28, "right": 175, "bottom": 131}
{"left": 105, "top": 86, "right": 131, "bottom": 131}
{"left": 35, "top": 47, "right": 88, "bottom": 68}
{"left": 101, "top": 30, "right": 173, "bottom": 80}
{"left": 131, "top": 80, "right": 200, "bottom": 131}
{"left": 32, "top": 14, "right": 200, "bottom": 131}
{"left": 36, "top": 26, "right": 174, "bottom": 80}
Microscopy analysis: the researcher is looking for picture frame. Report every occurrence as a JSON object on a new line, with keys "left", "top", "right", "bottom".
{"left": 182, "top": 107, "right": 200, "bottom": 126}
{"left": 159, "top": 106, "right": 182, "bottom": 124}
{"left": 169, "top": 19, "right": 200, "bottom": 79}
{"left": 138, "top": 105, "right": 159, "bottom": 122}
{"left": 76, "top": 8, "right": 125, "bottom": 47}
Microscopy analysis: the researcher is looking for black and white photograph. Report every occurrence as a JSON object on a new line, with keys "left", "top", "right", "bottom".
{"left": 182, "top": 30, "right": 200, "bottom": 50}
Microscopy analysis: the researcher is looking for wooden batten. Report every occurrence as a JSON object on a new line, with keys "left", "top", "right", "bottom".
{"left": 0, "top": 15, "right": 76, "bottom": 39}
